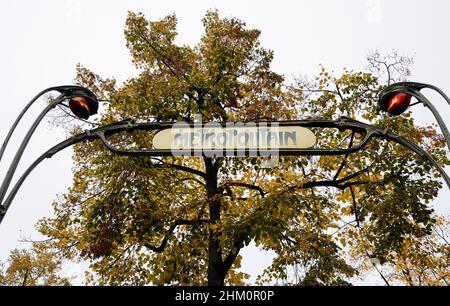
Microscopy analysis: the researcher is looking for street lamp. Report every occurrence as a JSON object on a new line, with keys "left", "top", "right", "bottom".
{"left": 0, "top": 86, "right": 98, "bottom": 208}
{"left": 379, "top": 82, "right": 450, "bottom": 151}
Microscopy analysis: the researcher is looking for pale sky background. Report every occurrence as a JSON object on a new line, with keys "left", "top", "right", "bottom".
{"left": 0, "top": 0, "right": 450, "bottom": 285}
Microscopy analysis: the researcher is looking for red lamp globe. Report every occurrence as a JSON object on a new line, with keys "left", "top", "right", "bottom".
{"left": 385, "top": 92, "right": 412, "bottom": 116}
{"left": 69, "top": 96, "right": 96, "bottom": 119}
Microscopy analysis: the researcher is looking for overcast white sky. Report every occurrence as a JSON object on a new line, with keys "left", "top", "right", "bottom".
{"left": 0, "top": 0, "right": 449, "bottom": 285}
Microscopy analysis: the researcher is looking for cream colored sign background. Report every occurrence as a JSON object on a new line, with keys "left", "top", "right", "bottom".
{"left": 153, "top": 126, "right": 316, "bottom": 150}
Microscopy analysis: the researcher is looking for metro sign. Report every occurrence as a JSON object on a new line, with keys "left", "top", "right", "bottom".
{"left": 152, "top": 124, "right": 316, "bottom": 153}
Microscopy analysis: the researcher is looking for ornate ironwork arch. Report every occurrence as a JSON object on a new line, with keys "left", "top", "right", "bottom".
{"left": 0, "top": 116, "right": 449, "bottom": 224}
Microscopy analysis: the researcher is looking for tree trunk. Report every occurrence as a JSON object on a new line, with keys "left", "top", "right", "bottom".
{"left": 22, "top": 269, "right": 29, "bottom": 286}
{"left": 205, "top": 157, "right": 225, "bottom": 286}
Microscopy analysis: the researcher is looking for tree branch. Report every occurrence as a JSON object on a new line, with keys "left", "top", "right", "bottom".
{"left": 167, "top": 164, "right": 207, "bottom": 179}
{"left": 136, "top": 30, "right": 181, "bottom": 79}
{"left": 144, "top": 219, "right": 207, "bottom": 253}
{"left": 333, "top": 131, "right": 355, "bottom": 181}
{"left": 291, "top": 165, "right": 373, "bottom": 191}
{"left": 222, "top": 237, "right": 245, "bottom": 274}
{"left": 219, "top": 181, "right": 266, "bottom": 197}
{"left": 136, "top": 158, "right": 207, "bottom": 179}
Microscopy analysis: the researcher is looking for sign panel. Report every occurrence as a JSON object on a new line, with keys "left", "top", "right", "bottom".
{"left": 153, "top": 125, "right": 316, "bottom": 150}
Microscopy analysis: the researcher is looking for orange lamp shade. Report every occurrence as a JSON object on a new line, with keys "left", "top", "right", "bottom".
{"left": 69, "top": 96, "right": 93, "bottom": 119}
{"left": 386, "top": 92, "right": 412, "bottom": 116}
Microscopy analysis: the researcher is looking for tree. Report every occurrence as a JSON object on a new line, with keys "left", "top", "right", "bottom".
{"left": 37, "top": 11, "right": 449, "bottom": 286}
{"left": 0, "top": 244, "right": 71, "bottom": 286}
{"left": 346, "top": 215, "right": 450, "bottom": 286}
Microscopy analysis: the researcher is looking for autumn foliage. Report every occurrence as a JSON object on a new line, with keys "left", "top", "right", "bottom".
{"left": 34, "top": 11, "right": 450, "bottom": 286}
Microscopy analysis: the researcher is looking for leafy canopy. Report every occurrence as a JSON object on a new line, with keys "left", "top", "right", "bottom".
{"left": 37, "top": 11, "right": 450, "bottom": 286}
{"left": 0, "top": 244, "right": 71, "bottom": 286}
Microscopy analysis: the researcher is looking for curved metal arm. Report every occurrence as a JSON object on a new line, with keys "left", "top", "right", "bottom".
{"left": 395, "top": 82, "right": 450, "bottom": 108}
{"left": 0, "top": 85, "right": 98, "bottom": 206}
{"left": 0, "top": 132, "right": 97, "bottom": 224}
{"left": 423, "top": 84, "right": 450, "bottom": 108}
{"left": 417, "top": 83, "right": 450, "bottom": 150}
{"left": 0, "top": 85, "right": 92, "bottom": 163}
{"left": 379, "top": 130, "right": 450, "bottom": 188}
{"left": 0, "top": 87, "right": 59, "bottom": 162}
{"left": 0, "top": 94, "right": 66, "bottom": 205}
{"left": 414, "top": 90, "right": 450, "bottom": 151}
{"left": 1, "top": 117, "right": 449, "bottom": 225}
